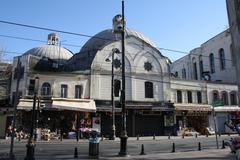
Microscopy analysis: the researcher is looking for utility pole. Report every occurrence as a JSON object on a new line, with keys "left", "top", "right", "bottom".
{"left": 119, "top": 0, "right": 128, "bottom": 156}
{"left": 25, "top": 77, "right": 39, "bottom": 160}
{"left": 9, "top": 56, "right": 21, "bottom": 159}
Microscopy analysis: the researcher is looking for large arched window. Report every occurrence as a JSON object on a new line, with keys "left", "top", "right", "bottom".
{"left": 221, "top": 91, "right": 228, "bottom": 105}
{"left": 199, "top": 55, "right": 203, "bottom": 79}
{"left": 41, "top": 82, "right": 51, "bottom": 96}
{"left": 145, "top": 81, "right": 153, "bottom": 98}
{"left": 230, "top": 91, "right": 237, "bottom": 105}
{"left": 209, "top": 53, "right": 215, "bottom": 73}
{"left": 114, "top": 79, "right": 121, "bottom": 97}
{"left": 230, "top": 44, "right": 236, "bottom": 66}
{"left": 182, "top": 68, "right": 186, "bottom": 79}
{"left": 177, "top": 90, "right": 182, "bottom": 103}
{"left": 219, "top": 48, "right": 225, "bottom": 70}
{"left": 192, "top": 57, "right": 198, "bottom": 80}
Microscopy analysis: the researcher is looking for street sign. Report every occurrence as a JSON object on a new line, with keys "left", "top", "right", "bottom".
{"left": 212, "top": 99, "right": 224, "bottom": 107}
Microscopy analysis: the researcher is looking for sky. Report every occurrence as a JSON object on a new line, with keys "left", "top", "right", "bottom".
{"left": 0, "top": 0, "right": 229, "bottom": 63}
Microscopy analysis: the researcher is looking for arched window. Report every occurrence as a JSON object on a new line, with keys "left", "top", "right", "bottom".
{"left": 221, "top": 91, "right": 228, "bottom": 105}
{"left": 209, "top": 53, "right": 215, "bottom": 73}
{"left": 145, "top": 81, "right": 153, "bottom": 98}
{"left": 212, "top": 90, "right": 219, "bottom": 101}
{"left": 230, "top": 44, "right": 236, "bottom": 66}
{"left": 187, "top": 91, "right": 192, "bottom": 103}
{"left": 41, "top": 82, "right": 51, "bottom": 96}
{"left": 177, "top": 90, "right": 182, "bottom": 103}
{"left": 75, "top": 85, "right": 82, "bottom": 99}
{"left": 192, "top": 57, "right": 198, "bottom": 80}
{"left": 199, "top": 55, "right": 203, "bottom": 79}
{"left": 197, "top": 91, "right": 202, "bottom": 104}
{"left": 61, "top": 84, "right": 68, "bottom": 98}
{"left": 230, "top": 91, "right": 237, "bottom": 105}
{"left": 114, "top": 79, "right": 121, "bottom": 97}
{"left": 182, "top": 68, "right": 186, "bottom": 79}
{"left": 219, "top": 48, "right": 225, "bottom": 70}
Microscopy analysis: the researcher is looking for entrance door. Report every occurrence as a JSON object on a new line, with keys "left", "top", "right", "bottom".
{"left": 135, "top": 114, "right": 164, "bottom": 136}
{"left": 217, "top": 116, "right": 226, "bottom": 134}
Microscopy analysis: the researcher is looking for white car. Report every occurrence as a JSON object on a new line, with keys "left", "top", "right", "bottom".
{"left": 206, "top": 127, "right": 215, "bottom": 135}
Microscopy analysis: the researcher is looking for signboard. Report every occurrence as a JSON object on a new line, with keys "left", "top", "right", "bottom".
{"left": 212, "top": 99, "right": 224, "bottom": 107}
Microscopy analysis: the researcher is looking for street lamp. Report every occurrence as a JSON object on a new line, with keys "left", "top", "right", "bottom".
{"left": 106, "top": 48, "right": 120, "bottom": 140}
{"left": 25, "top": 76, "right": 39, "bottom": 160}
{"left": 113, "top": 0, "right": 128, "bottom": 156}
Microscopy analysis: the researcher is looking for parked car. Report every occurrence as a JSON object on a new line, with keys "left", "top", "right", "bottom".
{"left": 206, "top": 127, "right": 215, "bottom": 135}
{"left": 182, "top": 127, "right": 200, "bottom": 136}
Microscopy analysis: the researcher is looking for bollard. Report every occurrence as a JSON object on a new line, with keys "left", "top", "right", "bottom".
{"left": 222, "top": 140, "right": 225, "bottom": 149}
{"left": 60, "top": 134, "right": 63, "bottom": 141}
{"left": 228, "top": 133, "right": 230, "bottom": 136}
{"left": 140, "top": 144, "right": 146, "bottom": 155}
{"left": 153, "top": 134, "right": 155, "bottom": 140}
{"left": 182, "top": 134, "right": 184, "bottom": 139}
{"left": 137, "top": 134, "right": 139, "bottom": 141}
{"left": 198, "top": 142, "right": 201, "bottom": 151}
{"left": 168, "top": 134, "right": 170, "bottom": 140}
{"left": 76, "top": 130, "right": 80, "bottom": 142}
{"left": 172, "top": 143, "right": 175, "bottom": 153}
{"left": 74, "top": 147, "right": 78, "bottom": 158}
{"left": 195, "top": 134, "right": 198, "bottom": 138}
{"left": 101, "top": 135, "right": 104, "bottom": 141}
{"left": 206, "top": 134, "right": 208, "bottom": 137}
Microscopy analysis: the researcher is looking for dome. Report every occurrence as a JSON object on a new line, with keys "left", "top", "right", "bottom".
{"left": 24, "top": 44, "right": 73, "bottom": 61}
{"left": 67, "top": 28, "right": 160, "bottom": 71}
{"left": 80, "top": 28, "right": 158, "bottom": 53}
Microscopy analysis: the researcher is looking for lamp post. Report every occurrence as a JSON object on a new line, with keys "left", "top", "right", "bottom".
{"left": 106, "top": 48, "right": 120, "bottom": 140}
{"left": 113, "top": 0, "right": 128, "bottom": 156}
{"left": 9, "top": 57, "right": 21, "bottom": 159}
{"left": 25, "top": 77, "right": 39, "bottom": 160}
{"left": 212, "top": 107, "right": 219, "bottom": 149}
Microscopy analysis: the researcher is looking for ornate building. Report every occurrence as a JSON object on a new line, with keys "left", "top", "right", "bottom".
{"left": 0, "top": 62, "right": 12, "bottom": 138}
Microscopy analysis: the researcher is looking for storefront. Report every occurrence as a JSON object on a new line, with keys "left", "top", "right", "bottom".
{"left": 16, "top": 98, "right": 96, "bottom": 139}
{"left": 175, "top": 103, "right": 212, "bottom": 135}
{"left": 97, "top": 100, "right": 174, "bottom": 137}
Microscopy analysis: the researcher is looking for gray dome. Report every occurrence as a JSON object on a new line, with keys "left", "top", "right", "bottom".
{"left": 80, "top": 28, "right": 158, "bottom": 53}
{"left": 67, "top": 28, "right": 159, "bottom": 71}
{"left": 24, "top": 44, "right": 73, "bottom": 60}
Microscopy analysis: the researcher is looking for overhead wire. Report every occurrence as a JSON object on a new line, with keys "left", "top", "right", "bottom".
{"left": 0, "top": 20, "right": 234, "bottom": 62}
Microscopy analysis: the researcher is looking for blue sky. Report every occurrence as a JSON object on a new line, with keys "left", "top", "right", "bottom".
{"left": 0, "top": 0, "right": 228, "bottom": 62}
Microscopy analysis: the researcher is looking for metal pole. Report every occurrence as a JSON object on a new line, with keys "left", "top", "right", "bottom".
{"left": 25, "top": 77, "right": 39, "bottom": 160}
{"left": 119, "top": 0, "right": 128, "bottom": 156}
{"left": 34, "top": 98, "right": 40, "bottom": 142}
{"left": 110, "top": 50, "right": 116, "bottom": 140}
{"left": 9, "top": 57, "right": 21, "bottom": 159}
{"left": 213, "top": 107, "right": 219, "bottom": 149}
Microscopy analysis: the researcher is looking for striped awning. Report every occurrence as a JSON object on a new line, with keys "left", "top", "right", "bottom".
{"left": 213, "top": 106, "right": 240, "bottom": 112}
{"left": 174, "top": 103, "right": 213, "bottom": 112}
{"left": 17, "top": 98, "right": 96, "bottom": 112}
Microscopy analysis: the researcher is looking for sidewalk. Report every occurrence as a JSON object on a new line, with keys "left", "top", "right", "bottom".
{"left": 99, "top": 149, "right": 236, "bottom": 160}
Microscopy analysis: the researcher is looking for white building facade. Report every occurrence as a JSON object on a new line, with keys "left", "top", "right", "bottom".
{"left": 171, "top": 28, "right": 240, "bottom": 134}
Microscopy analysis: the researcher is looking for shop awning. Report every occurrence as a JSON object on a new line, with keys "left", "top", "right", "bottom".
{"left": 17, "top": 99, "right": 37, "bottom": 111}
{"left": 97, "top": 106, "right": 122, "bottom": 112}
{"left": 17, "top": 98, "right": 96, "bottom": 112}
{"left": 52, "top": 98, "right": 96, "bottom": 112}
{"left": 174, "top": 103, "right": 212, "bottom": 112}
{"left": 213, "top": 106, "right": 240, "bottom": 112}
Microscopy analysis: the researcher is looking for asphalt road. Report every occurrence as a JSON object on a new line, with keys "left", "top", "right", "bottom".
{"left": 0, "top": 135, "right": 235, "bottom": 159}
